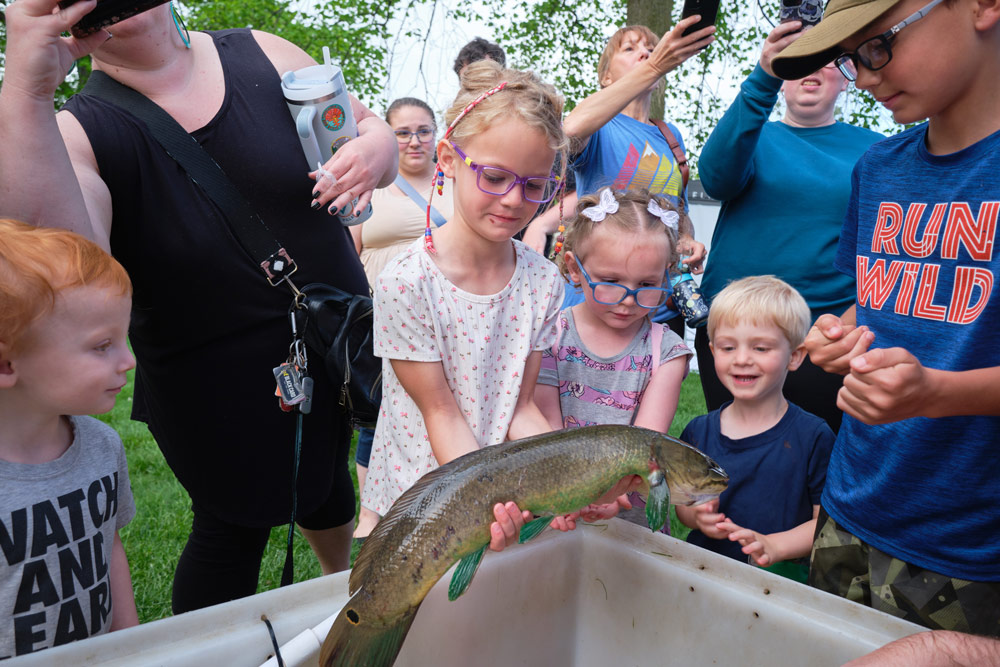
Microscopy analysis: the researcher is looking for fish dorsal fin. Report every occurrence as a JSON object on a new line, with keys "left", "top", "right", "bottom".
{"left": 350, "top": 463, "right": 457, "bottom": 593}
{"left": 518, "top": 515, "right": 553, "bottom": 544}
{"left": 448, "top": 544, "right": 487, "bottom": 601}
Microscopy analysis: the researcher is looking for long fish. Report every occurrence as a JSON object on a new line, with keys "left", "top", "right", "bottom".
{"left": 320, "top": 424, "right": 728, "bottom": 667}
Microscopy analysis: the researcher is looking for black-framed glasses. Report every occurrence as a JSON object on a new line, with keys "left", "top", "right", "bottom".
{"left": 449, "top": 142, "right": 559, "bottom": 204}
{"left": 834, "top": 0, "right": 944, "bottom": 81}
{"left": 577, "top": 262, "right": 669, "bottom": 309}
{"left": 394, "top": 128, "right": 435, "bottom": 143}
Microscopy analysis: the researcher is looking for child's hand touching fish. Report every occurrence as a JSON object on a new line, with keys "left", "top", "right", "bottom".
{"left": 490, "top": 474, "right": 645, "bottom": 550}
{"left": 690, "top": 498, "right": 728, "bottom": 539}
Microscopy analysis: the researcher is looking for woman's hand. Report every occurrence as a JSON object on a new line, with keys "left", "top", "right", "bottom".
{"left": 309, "top": 101, "right": 397, "bottom": 216}
{"left": 2, "top": 0, "right": 111, "bottom": 101}
{"left": 646, "top": 15, "right": 716, "bottom": 77}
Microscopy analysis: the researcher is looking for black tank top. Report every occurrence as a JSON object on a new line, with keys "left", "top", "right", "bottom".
{"left": 63, "top": 30, "right": 368, "bottom": 525}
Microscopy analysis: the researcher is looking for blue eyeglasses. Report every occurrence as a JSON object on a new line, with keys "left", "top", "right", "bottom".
{"left": 577, "top": 262, "right": 669, "bottom": 309}
{"left": 449, "top": 142, "right": 560, "bottom": 203}
{"left": 834, "top": 0, "right": 944, "bottom": 81}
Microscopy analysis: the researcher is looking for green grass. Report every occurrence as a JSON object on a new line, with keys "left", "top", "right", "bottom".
{"left": 99, "top": 370, "right": 704, "bottom": 623}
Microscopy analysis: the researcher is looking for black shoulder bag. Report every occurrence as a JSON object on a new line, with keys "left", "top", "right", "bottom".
{"left": 81, "top": 71, "right": 381, "bottom": 584}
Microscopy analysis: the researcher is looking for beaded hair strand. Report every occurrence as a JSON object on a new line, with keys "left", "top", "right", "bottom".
{"left": 424, "top": 82, "right": 509, "bottom": 253}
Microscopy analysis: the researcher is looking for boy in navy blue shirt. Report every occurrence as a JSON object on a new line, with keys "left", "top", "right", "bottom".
{"left": 677, "top": 276, "right": 834, "bottom": 581}
{"left": 772, "top": 0, "right": 1000, "bottom": 634}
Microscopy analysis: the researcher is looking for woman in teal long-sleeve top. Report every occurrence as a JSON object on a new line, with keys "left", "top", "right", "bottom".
{"left": 696, "top": 22, "right": 883, "bottom": 433}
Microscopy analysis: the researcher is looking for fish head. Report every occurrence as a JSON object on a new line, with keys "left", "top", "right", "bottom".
{"left": 646, "top": 433, "right": 728, "bottom": 507}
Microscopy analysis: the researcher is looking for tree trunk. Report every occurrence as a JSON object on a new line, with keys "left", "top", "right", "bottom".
{"left": 627, "top": 0, "right": 675, "bottom": 121}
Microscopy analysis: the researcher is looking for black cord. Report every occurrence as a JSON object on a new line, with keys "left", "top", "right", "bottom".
{"left": 261, "top": 615, "right": 286, "bottom": 667}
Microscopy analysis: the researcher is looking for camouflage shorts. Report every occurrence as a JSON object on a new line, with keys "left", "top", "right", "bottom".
{"left": 809, "top": 508, "right": 1000, "bottom": 637}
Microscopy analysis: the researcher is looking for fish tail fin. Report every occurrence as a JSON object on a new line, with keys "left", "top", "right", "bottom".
{"left": 319, "top": 593, "right": 418, "bottom": 667}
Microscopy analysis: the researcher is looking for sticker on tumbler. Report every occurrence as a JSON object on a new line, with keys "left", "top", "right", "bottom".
{"left": 322, "top": 104, "right": 347, "bottom": 131}
{"left": 330, "top": 136, "right": 351, "bottom": 156}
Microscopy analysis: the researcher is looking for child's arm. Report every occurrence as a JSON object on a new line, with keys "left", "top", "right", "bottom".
{"left": 390, "top": 359, "right": 480, "bottom": 463}
{"left": 535, "top": 382, "right": 564, "bottom": 431}
{"left": 842, "top": 350, "right": 1000, "bottom": 424}
{"left": 716, "top": 505, "right": 820, "bottom": 566}
{"left": 633, "top": 355, "right": 688, "bottom": 433}
{"left": 507, "top": 351, "right": 556, "bottom": 441}
{"left": 809, "top": 304, "right": 1000, "bottom": 423}
{"left": 109, "top": 530, "right": 138, "bottom": 631}
{"left": 675, "top": 498, "right": 729, "bottom": 539}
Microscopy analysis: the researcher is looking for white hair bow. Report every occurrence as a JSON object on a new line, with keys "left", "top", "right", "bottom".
{"left": 647, "top": 199, "right": 679, "bottom": 233}
{"left": 581, "top": 188, "right": 619, "bottom": 222}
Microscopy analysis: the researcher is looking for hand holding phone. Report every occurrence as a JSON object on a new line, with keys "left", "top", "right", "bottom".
{"left": 680, "top": 0, "right": 722, "bottom": 37}
{"left": 779, "top": 0, "right": 824, "bottom": 28}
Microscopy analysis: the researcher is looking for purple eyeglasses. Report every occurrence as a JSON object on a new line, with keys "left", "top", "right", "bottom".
{"left": 449, "top": 142, "right": 560, "bottom": 203}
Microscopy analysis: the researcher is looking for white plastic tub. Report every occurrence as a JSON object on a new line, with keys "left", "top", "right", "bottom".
{"left": 10, "top": 519, "right": 924, "bottom": 666}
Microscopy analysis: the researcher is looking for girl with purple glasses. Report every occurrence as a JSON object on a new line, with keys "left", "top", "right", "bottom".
{"left": 358, "top": 61, "right": 600, "bottom": 548}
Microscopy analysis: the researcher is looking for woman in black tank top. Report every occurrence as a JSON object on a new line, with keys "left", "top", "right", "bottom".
{"left": 1, "top": 1, "right": 398, "bottom": 614}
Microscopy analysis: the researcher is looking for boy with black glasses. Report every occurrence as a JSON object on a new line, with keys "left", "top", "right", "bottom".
{"left": 769, "top": 0, "right": 1000, "bottom": 636}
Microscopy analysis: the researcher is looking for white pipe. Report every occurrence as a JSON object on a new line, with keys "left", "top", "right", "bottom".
{"left": 259, "top": 613, "right": 337, "bottom": 667}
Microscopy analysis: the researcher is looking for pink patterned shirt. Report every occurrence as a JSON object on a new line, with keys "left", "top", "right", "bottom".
{"left": 361, "top": 239, "right": 564, "bottom": 515}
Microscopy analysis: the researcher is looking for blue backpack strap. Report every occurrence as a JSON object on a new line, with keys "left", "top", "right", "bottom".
{"left": 394, "top": 174, "right": 446, "bottom": 227}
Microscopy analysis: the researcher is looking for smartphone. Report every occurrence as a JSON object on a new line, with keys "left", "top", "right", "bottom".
{"left": 779, "top": 0, "right": 824, "bottom": 28}
{"left": 680, "top": 0, "right": 722, "bottom": 37}
{"left": 57, "top": 0, "right": 170, "bottom": 38}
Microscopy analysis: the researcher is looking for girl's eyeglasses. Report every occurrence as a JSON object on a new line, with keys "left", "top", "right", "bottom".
{"left": 394, "top": 128, "right": 435, "bottom": 143}
{"left": 577, "top": 262, "right": 669, "bottom": 309}
{"left": 833, "top": 0, "right": 944, "bottom": 81}
{"left": 449, "top": 142, "right": 559, "bottom": 204}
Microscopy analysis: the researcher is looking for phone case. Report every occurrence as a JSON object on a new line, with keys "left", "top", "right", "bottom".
{"left": 779, "top": 0, "right": 824, "bottom": 27}
{"left": 680, "top": 0, "right": 722, "bottom": 36}
{"left": 56, "top": 0, "right": 171, "bottom": 37}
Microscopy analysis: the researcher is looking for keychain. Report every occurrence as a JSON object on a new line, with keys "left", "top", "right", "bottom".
{"left": 274, "top": 306, "right": 314, "bottom": 413}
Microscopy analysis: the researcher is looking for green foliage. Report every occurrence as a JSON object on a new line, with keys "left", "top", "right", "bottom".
{"left": 183, "top": 0, "right": 399, "bottom": 106}
{"left": 477, "top": 0, "right": 625, "bottom": 113}
{"left": 458, "top": 0, "right": 896, "bottom": 171}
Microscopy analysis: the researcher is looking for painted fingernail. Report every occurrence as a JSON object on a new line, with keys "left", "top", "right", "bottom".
{"left": 311, "top": 200, "right": 322, "bottom": 210}
{"left": 312, "top": 190, "right": 322, "bottom": 199}
{"left": 327, "top": 203, "right": 338, "bottom": 216}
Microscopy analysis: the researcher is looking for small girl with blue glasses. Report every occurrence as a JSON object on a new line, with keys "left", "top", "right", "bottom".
{"left": 360, "top": 61, "right": 568, "bottom": 547}
{"left": 537, "top": 188, "right": 693, "bottom": 524}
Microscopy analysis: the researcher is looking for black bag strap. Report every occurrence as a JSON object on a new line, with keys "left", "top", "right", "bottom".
{"left": 81, "top": 70, "right": 303, "bottom": 586}
{"left": 81, "top": 71, "right": 298, "bottom": 286}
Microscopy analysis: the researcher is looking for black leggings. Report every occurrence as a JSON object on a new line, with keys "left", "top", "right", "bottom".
{"left": 694, "top": 326, "right": 844, "bottom": 434}
{"left": 171, "top": 482, "right": 350, "bottom": 614}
